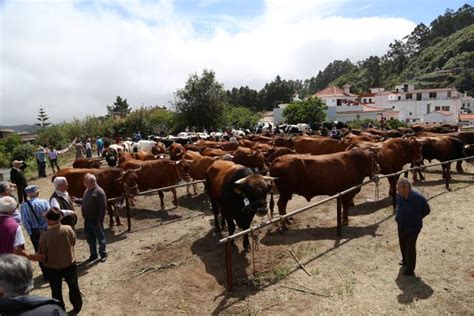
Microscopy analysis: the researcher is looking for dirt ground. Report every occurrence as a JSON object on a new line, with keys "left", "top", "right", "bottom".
{"left": 26, "top": 160, "right": 474, "bottom": 315}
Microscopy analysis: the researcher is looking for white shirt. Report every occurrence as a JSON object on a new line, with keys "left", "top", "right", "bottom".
{"left": 14, "top": 226, "right": 25, "bottom": 247}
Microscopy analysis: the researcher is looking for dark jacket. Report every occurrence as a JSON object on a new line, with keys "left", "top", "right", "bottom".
{"left": 10, "top": 168, "right": 27, "bottom": 188}
{"left": 396, "top": 190, "right": 431, "bottom": 233}
{"left": 0, "top": 295, "right": 67, "bottom": 316}
{"left": 80, "top": 186, "right": 107, "bottom": 223}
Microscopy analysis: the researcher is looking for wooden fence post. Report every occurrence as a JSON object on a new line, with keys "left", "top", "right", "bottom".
{"left": 125, "top": 197, "right": 131, "bottom": 232}
{"left": 445, "top": 167, "right": 450, "bottom": 191}
{"left": 336, "top": 195, "right": 342, "bottom": 237}
{"left": 226, "top": 239, "right": 233, "bottom": 292}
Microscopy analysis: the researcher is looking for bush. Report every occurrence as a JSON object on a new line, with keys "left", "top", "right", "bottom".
{"left": 385, "top": 119, "right": 408, "bottom": 129}
{"left": 0, "top": 151, "right": 10, "bottom": 168}
{"left": 224, "top": 106, "right": 260, "bottom": 129}
{"left": 347, "top": 119, "right": 381, "bottom": 129}
{"left": 283, "top": 97, "right": 327, "bottom": 124}
{"left": 11, "top": 144, "right": 35, "bottom": 162}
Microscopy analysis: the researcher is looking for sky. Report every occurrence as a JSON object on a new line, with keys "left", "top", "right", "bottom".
{"left": 0, "top": 0, "right": 468, "bottom": 125}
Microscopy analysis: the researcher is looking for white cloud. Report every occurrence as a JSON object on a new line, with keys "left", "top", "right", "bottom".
{"left": 0, "top": 0, "right": 416, "bottom": 125}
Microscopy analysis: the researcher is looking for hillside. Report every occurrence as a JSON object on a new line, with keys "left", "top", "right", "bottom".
{"left": 325, "top": 4, "right": 474, "bottom": 95}
{"left": 397, "top": 25, "right": 474, "bottom": 90}
{"left": 0, "top": 124, "right": 39, "bottom": 133}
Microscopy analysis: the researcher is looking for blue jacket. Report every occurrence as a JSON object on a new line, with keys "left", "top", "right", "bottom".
{"left": 396, "top": 190, "right": 430, "bottom": 233}
{"left": 0, "top": 295, "right": 67, "bottom": 315}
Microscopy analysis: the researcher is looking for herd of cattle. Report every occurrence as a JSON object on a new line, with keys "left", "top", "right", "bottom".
{"left": 53, "top": 123, "right": 474, "bottom": 248}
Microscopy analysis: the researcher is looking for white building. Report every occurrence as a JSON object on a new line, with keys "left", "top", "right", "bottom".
{"left": 459, "top": 114, "right": 474, "bottom": 126}
{"left": 365, "top": 84, "right": 461, "bottom": 123}
{"left": 461, "top": 95, "right": 474, "bottom": 114}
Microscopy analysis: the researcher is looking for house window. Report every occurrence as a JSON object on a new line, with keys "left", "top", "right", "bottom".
{"left": 392, "top": 106, "right": 395, "bottom": 109}
{"left": 426, "top": 104, "right": 431, "bottom": 113}
{"left": 429, "top": 92, "right": 437, "bottom": 99}
{"left": 442, "top": 106, "right": 450, "bottom": 111}
{"left": 409, "top": 112, "right": 412, "bottom": 116}
{"left": 435, "top": 106, "right": 441, "bottom": 111}
{"left": 447, "top": 91, "right": 451, "bottom": 98}
{"left": 406, "top": 93, "right": 412, "bottom": 100}
{"left": 369, "top": 98, "right": 372, "bottom": 103}
{"left": 337, "top": 99, "right": 342, "bottom": 106}
{"left": 398, "top": 96, "right": 401, "bottom": 100}
{"left": 416, "top": 93, "right": 422, "bottom": 101}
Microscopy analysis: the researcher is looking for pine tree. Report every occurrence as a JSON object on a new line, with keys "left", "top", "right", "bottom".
{"left": 36, "top": 106, "right": 51, "bottom": 129}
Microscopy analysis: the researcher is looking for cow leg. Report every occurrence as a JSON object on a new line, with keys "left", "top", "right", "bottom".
{"left": 342, "top": 192, "right": 357, "bottom": 225}
{"left": 442, "top": 165, "right": 446, "bottom": 179}
{"left": 277, "top": 195, "right": 291, "bottom": 229}
{"left": 210, "top": 200, "right": 222, "bottom": 234}
{"left": 158, "top": 191, "right": 165, "bottom": 210}
{"left": 171, "top": 189, "right": 178, "bottom": 207}
{"left": 226, "top": 217, "right": 236, "bottom": 244}
{"left": 445, "top": 163, "right": 451, "bottom": 179}
{"left": 193, "top": 183, "right": 198, "bottom": 195}
{"left": 456, "top": 160, "right": 464, "bottom": 173}
{"left": 388, "top": 175, "right": 400, "bottom": 196}
{"left": 115, "top": 202, "right": 122, "bottom": 226}
{"left": 107, "top": 204, "right": 114, "bottom": 228}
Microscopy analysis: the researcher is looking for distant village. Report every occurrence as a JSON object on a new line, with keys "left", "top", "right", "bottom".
{"left": 270, "top": 83, "right": 474, "bottom": 127}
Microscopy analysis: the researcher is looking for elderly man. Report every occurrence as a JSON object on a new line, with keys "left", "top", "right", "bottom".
{"left": 50, "top": 177, "right": 77, "bottom": 229}
{"left": 0, "top": 197, "right": 26, "bottom": 255}
{"left": 396, "top": 178, "right": 431, "bottom": 276}
{"left": 9, "top": 161, "right": 28, "bottom": 203}
{"left": 20, "top": 185, "right": 49, "bottom": 278}
{"left": 75, "top": 173, "right": 108, "bottom": 262}
{"left": 0, "top": 254, "right": 67, "bottom": 315}
{"left": 0, "top": 182, "right": 21, "bottom": 224}
{"left": 37, "top": 209, "right": 82, "bottom": 313}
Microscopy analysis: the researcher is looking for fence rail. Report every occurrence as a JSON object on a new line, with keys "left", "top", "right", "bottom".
{"left": 219, "top": 154, "right": 474, "bottom": 291}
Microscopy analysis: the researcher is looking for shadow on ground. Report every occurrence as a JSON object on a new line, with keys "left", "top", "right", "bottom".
{"left": 395, "top": 267, "right": 433, "bottom": 304}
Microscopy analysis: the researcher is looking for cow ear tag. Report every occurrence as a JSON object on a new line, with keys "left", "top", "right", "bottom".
{"left": 244, "top": 198, "right": 250, "bottom": 206}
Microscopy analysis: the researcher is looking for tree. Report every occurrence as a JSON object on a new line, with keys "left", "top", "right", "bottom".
{"left": 404, "top": 23, "right": 431, "bottom": 55}
{"left": 224, "top": 106, "right": 260, "bottom": 129}
{"left": 283, "top": 97, "right": 327, "bottom": 124}
{"left": 305, "top": 59, "right": 356, "bottom": 94}
{"left": 107, "top": 96, "right": 131, "bottom": 118}
{"left": 173, "top": 69, "right": 226, "bottom": 130}
{"left": 260, "top": 75, "right": 295, "bottom": 110}
{"left": 36, "top": 106, "right": 51, "bottom": 129}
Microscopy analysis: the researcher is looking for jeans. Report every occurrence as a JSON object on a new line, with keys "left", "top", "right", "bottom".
{"left": 44, "top": 263, "right": 82, "bottom": 312}
{"left": 398, "top": 226, "right": 419, "bottom": 274}
{"left": 49, "top": 158, "right": 60, "bottom": 173}
{"left": 84, "top": 218, "right": 106, "bottom": 258}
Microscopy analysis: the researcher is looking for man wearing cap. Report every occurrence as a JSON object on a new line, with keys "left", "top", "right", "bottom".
{"left": 36, "top": 209, "right": 82, "bottom": 313}
{"left": 9, "top": 161, "right": 28, "bottom": 203}
{"left": 50, "top": 177, "right": 77, "bottom": 229}
{"left": 19, "top": 185, "right": 49, "bottom": 277}
{"left": 0, "top": 197, "right": 27, "bottom": 255}
{"left": 0, "top": 182, "right": 21, "bottom": 224}
{"left": 35, "top": 147, "right": 47, "bottom": 178}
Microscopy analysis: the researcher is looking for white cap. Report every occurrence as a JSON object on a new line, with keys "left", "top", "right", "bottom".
{"left": 0, "top": 196, "right": 17, "bottom": 214}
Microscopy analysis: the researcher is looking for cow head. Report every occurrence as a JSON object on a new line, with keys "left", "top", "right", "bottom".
{"left": 234, "top": 174, "right": 277, "bottom": 217}
{"left": 174, "top": 159, "right": 191, "bottom": 179}
{"left": 463, "top": 144, "right": 474, "bottom": 163}
{"left": 404, "top": 137, "right": 423, "bottom": 164}
{"left": 117, "top": 168, "right": 140, "bottom": 196}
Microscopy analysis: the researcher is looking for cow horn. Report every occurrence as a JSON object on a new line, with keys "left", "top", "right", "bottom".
{"left": 234, "top": 176, "right": 248, "bottom": 185}
{"left": 263, "top": 176, "right": 278, "bottom": 181}
{"left": 134, "top": 167, "right": 142, "bottom": 172}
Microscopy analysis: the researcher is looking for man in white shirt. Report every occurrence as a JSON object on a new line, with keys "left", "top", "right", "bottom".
{"left": 49, "top": 177, "right": 77, "bottom": 229}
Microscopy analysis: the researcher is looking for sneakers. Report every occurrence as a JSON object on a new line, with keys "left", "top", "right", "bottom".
{"left": 86, "top": 255, "right": 98, "bottom": 263}
{"left": 99, "top": 255, "right": 108, "bottom": 262}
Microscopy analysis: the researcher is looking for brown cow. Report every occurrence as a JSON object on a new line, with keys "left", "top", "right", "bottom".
{"left": 53, "top": 168, "right": 140, "bottom": 227}
{"left": 169, "top": 143, "right": 186, "bottom": 160}
{"left": 186, "top": 156, "right": 219, "bottom": 195}
{"left": 120, "top": 158, "right": 190, "bottom": 209}
{"left": 376, "top": 137, "right": 423, "bottom": 196}
{"left": 293, "top": 136, "right": 347, "bottom": 155}
{"left": 72, "top": 158, "right": 101, "bottom": 169}
{"left": 270, "top": 149, "right": 380, "bottom": 226}
{"left": 365, "top": 128, "right": 402, "bottom": 138}
{"left": 183, "top": 150, "right": 202, "bottom": 161}
{"left": 268, "top": 147, "right": 296, "bottom": 162}
{"left": 232, "top": 147, "right": 268, "bottom": 174}
{"left": 201, "top": 148, "right": 229, "bottom": 157}
{"left": 273, "top": 137, "right": 294, "bottom": 149}
{"left": 206, "top": 160, "right": 274, "bottom": 248}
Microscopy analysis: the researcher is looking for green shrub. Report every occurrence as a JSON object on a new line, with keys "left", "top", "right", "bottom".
{"left": 11, "top": 144, "right": 35, "bottom": 161}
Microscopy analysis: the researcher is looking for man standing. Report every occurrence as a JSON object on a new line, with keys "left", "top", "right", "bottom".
{"left": 37, "top": 209, "right": 82, "bottom": 314}
{"left": 35, "top": 147, "right": 47, "bottom": 178}
{"left": 85, "top": 139, "right": 92, "bottom": 158}
{"left": 75, "top": 140, "right": 84, "bottom": 160}
{"left": 9, "top": 161, "right": 28, "bottom": 203}
{"left": 0, "top": 254, "right": 67, "bottom": 315}
{"left": 96, "top": 137, "right": 104, "bottom": 157}
{"left": 0, "top": 182, "right": 21, "bottom": 224}
{"left": 47, "top": 145, "right": 61, "bottom": 173}
{"left": 19, "top": 185, "right": 49, "bottom": 278}
{"left": 76, "top": 173, "right": 108, "bottom": 262}
{"left": 50, "top": 177, "right": 77, "bottom": 229}
{"left": 396, "top": 178, "right": 431, "bottom": 276}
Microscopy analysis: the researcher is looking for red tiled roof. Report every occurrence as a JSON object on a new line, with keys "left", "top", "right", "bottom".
{"left": 313, "top": 86, "right": 356, "bottom": 98}
{"left": 362, "top": 104, "right": 386, "bottom": 112}
{"left": 359, "top": 92, "right": 375, "bottom": 98}
{"left": 459, "top": 114, "right": 474, "bottom": 121}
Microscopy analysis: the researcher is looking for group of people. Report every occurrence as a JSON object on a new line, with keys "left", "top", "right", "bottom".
{"left": 33, "top": 145, "right": 61, "bottom": 178}
{"left": 0, "top": 170, "right": 110, "bottom": 314}
{"left": 75, "top": 137, "right": 106, "bottom": 160}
